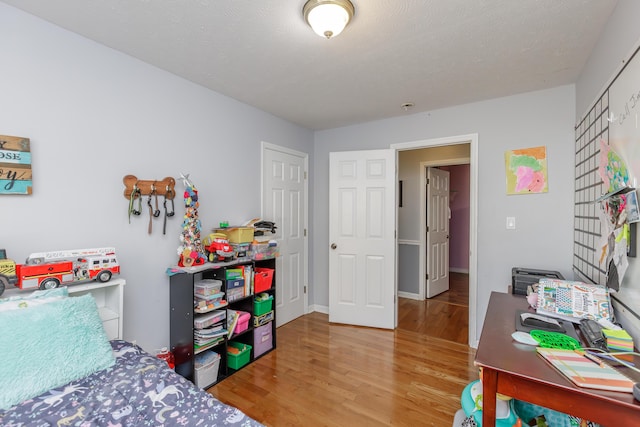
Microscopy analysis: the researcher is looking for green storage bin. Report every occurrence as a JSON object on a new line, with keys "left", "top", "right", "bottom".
{"left": 254, "top": 295, "right": 274, "bottom": 316}
{"left": 227, "top": 342, "right": 252, "bottom": 370}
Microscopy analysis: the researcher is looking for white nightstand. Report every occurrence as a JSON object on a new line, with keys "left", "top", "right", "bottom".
{"left": 67, "top": 278, "right": 126, "bottom": 340}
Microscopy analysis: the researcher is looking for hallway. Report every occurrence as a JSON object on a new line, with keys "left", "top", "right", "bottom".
{"left": 398, "top": 272, "right": 469, "bottom": 345}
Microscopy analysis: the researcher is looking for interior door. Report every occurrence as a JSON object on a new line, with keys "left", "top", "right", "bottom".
{"left": 426, "top": 167, "right": 450, "bottom": 298}
{"left": 329, "top": 149, "right": 396, "bottom": 329}
{"left": 262, "top": 144, "right": 307, "bottom": 327}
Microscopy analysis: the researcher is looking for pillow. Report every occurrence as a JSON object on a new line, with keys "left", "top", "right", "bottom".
{"left": 0, "top": 287, "right": 69, "bottom": 312}
{"left": 0, "top": 293, "right": 115, "bottom": 410}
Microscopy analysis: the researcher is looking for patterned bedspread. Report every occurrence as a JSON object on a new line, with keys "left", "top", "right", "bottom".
{"left": 0, "top": 340, "right": 263, "bottom": 427}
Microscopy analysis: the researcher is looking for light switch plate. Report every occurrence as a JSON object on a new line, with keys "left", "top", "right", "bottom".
{"left": 506, "top": 217, "right": 516, "bottom": 229}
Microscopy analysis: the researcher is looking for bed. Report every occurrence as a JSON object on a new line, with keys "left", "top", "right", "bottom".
{"left": 0, "top": 288, "right": 263, "bottom": 427}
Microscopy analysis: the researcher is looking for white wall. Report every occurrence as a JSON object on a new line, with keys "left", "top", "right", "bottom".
{"left": 398, "top": 145, "right": 470, "bottom": 241}
{"left": 575, "top": 0, "right": 640, "bottom": 337}
{"left": 313, "top": 85, "right": 576, "bottom": 343}
{"left": 576, "top": 0, "right": 640, "bottom": 121}
{"left": 0, "top": 4, "right": 313, "bottom": 352}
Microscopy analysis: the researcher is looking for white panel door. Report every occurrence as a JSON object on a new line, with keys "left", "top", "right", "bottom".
{"left": 262, "top": 144, "right": 307, "bottom": 327}
{"left": 329, "top": 149, "right": 396, "bottom": 329}
{"left": 426, "top": 167, "right": 450, "bottom": 298}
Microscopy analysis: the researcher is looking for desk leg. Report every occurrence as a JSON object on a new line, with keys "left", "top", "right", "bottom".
{"left": 482, "top": 368, "right": 497, "bottom": 425}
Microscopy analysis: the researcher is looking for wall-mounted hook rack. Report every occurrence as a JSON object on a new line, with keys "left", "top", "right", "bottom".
{"left": 122, "top": 175, "right": 176, "bottom": 199}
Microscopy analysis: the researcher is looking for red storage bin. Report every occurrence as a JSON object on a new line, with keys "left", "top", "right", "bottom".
{"left": 254, "top": 268, "right": 274, "bottom": 293}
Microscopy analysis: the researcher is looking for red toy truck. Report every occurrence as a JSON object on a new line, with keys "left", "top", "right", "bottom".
{"left": 202, "top": 233, "right": 234, "bottom": 262}
{"left": 0, "top": 247, "right": 120, "bottom": 296}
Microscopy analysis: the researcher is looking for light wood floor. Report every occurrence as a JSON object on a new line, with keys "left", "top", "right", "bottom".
{"left": 210, "top": 273, "right": 476, "bottom": 427}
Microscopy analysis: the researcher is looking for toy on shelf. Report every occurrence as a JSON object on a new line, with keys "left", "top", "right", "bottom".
{"left": 177, "top": 174, "right": 206, "bottom": 267}
{"left": 202, "top": 233, "right": 234, "bottom": 262}
{"left": 0, "top": 247, "right": 120, "bottom": 296}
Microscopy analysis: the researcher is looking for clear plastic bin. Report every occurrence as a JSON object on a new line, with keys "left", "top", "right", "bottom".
{"left": 194, "top": 350, "right": 220, "bottom": 388}
{"left": 194, "top": 279, "right": 223, "bottom": 296}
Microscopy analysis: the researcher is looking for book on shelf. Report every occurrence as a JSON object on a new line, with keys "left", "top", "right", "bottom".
{"left": 194, "top": 326, "right": 227, "bottom": 339}
{"left": 242, "top": 264, "right": 253, "bottom": 296}
{"left": 536, "top": 347, "right": 635, "bottom": 392}
{"left": 227, "top": 310, "right": 240, "bottom": 337}
{"left": 194, "top": 336, "right": 225, "bottom": 352}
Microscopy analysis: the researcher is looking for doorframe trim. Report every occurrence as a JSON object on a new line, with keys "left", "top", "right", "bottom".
{"left": 260, "top": 141, "right": 310, "bottom": 320}
{"left": 391, "top": 133, "right": 478, "bottom": 348}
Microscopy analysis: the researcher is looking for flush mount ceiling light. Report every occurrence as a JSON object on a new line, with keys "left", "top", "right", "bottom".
{"left": 303, "top": 0, "right": 355, "bottom": 39}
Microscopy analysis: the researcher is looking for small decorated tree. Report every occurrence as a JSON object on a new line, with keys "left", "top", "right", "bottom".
{"left": 177, "top": 174, "right": 206, "bottom": 267}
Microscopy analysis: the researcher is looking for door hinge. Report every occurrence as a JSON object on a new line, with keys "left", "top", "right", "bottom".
{"left": 426, "top": 177, "right": 430, "bottom": 184}
{"left": 304, "top": 228, "right": 307, "bottom": 237}
{"left": 426, "top": 226, "right": 429, "bottom": 232}
{"left": 426, "top": 273, "right": 429, "bottom": 280}
{"left": 304, "top": 285, "right": 307, "bottom": 294}
{"left": 304, "top": 171, "right": 307, "bottom": 180}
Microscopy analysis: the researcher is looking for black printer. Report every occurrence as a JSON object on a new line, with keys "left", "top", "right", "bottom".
{"left": 511, "top": 267, "right": 564, "bottom": 296}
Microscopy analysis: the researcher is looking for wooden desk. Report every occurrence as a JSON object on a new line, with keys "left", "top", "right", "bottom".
{"left": 475, "top": 292, "right": 640, "bottom": 426}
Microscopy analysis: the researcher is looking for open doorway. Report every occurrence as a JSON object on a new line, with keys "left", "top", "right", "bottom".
{"left": 392, "top": 134, "right": 477, "bottom": 346}
{"left": 398, "top": 162, "right": 470, "bottom": 344}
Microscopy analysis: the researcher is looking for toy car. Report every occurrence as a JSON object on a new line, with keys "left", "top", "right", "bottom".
{"left": 202, "top": 233, "right": 234, "bottom": 262}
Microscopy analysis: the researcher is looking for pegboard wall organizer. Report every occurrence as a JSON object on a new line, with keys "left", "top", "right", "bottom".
{"left": 122, "top": 175, "right": 176, "bottom": 199}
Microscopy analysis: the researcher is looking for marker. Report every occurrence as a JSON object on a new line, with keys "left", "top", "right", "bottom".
{"left": 583, "top": 352, "right": 605, "bottom": 368}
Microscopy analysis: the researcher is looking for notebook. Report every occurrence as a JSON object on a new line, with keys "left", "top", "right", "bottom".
{"left": 536, "top": 348, "right": 635, "bottom": 392}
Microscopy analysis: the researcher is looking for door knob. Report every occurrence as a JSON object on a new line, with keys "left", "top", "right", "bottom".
{"left": 331, "top": 243, "right": 337, "bottom": 250}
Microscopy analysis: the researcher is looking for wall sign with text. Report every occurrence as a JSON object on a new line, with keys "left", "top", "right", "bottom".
{"left": 0, "top": 135, "right": 32, "bottom": 195}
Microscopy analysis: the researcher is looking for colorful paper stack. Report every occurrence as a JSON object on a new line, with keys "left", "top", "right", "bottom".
{"left": 602, "top": 328, "right": 634, "bottom": 352}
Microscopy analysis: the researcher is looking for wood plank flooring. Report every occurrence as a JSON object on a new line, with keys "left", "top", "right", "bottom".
{"left": 209, "top": 273, "right": 477, "bottom": 427}
{"left": 399, "top": 272, "right": 470, "bottom": 344}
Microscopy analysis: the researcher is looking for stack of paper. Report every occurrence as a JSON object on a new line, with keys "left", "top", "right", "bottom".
{"left": 194, "top": 324, "right": 228, "bottom": 349}
{"left": 603, "top": 329, "right": 634, "bottom": 352}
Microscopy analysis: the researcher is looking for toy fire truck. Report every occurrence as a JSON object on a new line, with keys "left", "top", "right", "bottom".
{"left": 0, "top": 247, "right": 120, "bottom": 296}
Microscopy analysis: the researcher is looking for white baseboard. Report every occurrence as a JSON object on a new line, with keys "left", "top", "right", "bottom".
{"left": 450, "top": 267, "right": 469, "bottom": 274}
{"left": 398, "top": 291, "right": 421, "bottom": 300}
{"left": 309, "top": 304, "right": 328, "bottom": 314}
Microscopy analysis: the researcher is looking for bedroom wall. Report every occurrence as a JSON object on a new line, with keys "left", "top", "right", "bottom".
{"left": 0, "top": 4, "right": 313, "bottom": 353}
{"left": 312, "top": 85, "right": 576, "bottom": 344}
{"left": 575, "top": 0, "right": 640, "bottom": 121}
{"left": 575, "top": 0, "right": 640, "bottom": 337}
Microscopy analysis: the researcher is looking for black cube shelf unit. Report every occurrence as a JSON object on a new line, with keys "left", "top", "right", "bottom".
{"left": 169, "top": 257, "right": 276, "bottom": 389}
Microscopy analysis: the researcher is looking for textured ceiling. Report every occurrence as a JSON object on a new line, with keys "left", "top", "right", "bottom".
{"left": 1, "top": 0, "right": 618, "bottom": 130}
